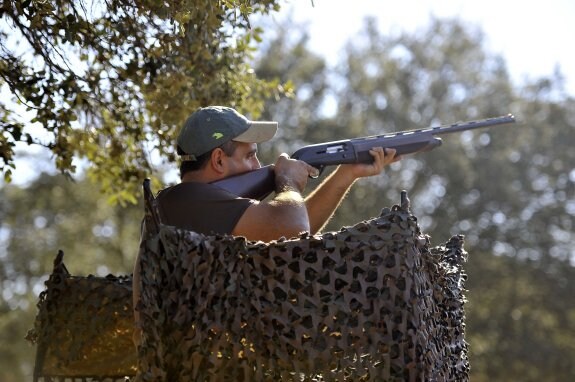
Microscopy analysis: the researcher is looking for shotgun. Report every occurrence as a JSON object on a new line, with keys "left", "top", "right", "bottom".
{"left": 212, "top": 114, "right": 516, "bottom": 200}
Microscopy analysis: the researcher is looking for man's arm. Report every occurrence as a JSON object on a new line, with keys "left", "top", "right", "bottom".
{"left": 232, "top": 154, "right": 317, "bottom": 242}
{"left": 232, "top": 190, "right": 309, "bottom": 242}
{"left": 305, "top": 147, "right": 399, "bottom": 234}
{"left": 232, "top": 148, "right": 398, "bottom": 241}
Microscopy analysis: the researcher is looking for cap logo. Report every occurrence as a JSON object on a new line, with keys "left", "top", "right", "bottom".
{"left": 212, "top": 132, "right": 224, "bottom": 139}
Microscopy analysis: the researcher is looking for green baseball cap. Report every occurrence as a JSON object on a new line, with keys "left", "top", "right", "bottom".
{"left": 177, "top": 106, "right": 278, "bottom": 161}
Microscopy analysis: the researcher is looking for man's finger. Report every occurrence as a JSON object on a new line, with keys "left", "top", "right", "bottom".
{"left": 383, "top": 147, "right": 397, "bottom": 157}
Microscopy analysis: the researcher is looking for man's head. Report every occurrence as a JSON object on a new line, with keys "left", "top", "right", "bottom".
{"left": 177, "top": 106, "right": 278, "bottom": 179}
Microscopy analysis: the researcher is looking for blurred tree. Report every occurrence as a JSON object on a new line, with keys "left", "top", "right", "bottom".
{"left": 0, "top": 0, "right": 288, "bottom": 203}
{"left": 329, "top": 18, "right": 515, "bottom": 231}
{"left": 331, "top": 17, "right": 575, "bottom": 381}
{"left": 253, "top": 16, "right": 331, "bottom": 158}
{"left": 2, "top": 11, "right": 574, "bottom": 382}
{"left": 0, "top": 172, "right": 143, "bottom": 381}
{"left": 331, "top": 17, "right": 575, "bottom": 263}
{"left": 253, "top": 15, "right": 575, "bottom": 380}
{"left": 466, "top": 249, "right": 575, "bottom": 382}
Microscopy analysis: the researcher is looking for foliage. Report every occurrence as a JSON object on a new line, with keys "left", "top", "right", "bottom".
{"left": 0, "top": 0, "right": 288, "bottom": 203}
{"left": 465, "top": 250, "right": 575, "bottom": 382}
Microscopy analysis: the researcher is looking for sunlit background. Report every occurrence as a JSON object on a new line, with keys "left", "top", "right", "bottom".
{"left": 1, "top": 1, "right": 574, "bottom": 381}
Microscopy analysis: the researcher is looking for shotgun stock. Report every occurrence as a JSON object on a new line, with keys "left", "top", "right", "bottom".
{"left": 212, "top": 114, "right": 516, "bottom": 200}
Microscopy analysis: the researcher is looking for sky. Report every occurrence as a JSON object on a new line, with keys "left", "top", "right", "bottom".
{"left": 272, "top": 0, "right": 575, "bottom": 96}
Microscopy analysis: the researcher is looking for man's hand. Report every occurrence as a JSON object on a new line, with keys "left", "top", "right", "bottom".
{"left": 273, "top": 153, "right": 319, "bottom": 193}
{"left": 337, "top": 147, "right": 401, "bottom": 181}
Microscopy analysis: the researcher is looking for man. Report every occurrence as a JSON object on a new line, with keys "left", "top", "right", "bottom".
{"left": 156, "top": 106, "right": 400, "bottom": 242}
{"left": 133, "top": 105, "right": 400, "bottom": 348}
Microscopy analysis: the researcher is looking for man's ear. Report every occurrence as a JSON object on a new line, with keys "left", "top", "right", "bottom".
{"left": 210, "top": 148, "right": 226, "bottom": 174}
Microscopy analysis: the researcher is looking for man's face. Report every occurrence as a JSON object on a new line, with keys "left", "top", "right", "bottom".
{"left": 224, "top": 141, "right": 261, "bottom": 176}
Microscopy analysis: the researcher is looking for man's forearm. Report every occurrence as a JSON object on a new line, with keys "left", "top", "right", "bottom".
{"left": 304, "top": 147, "right": 398, "bottom": 233}
{"left": 304, "top": 166, "right": 356, "bottom": 234}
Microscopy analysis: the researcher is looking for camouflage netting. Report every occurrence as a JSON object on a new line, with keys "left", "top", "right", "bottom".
{"left": 28, "top": 190, "right": 469, "bottom": 382}
{"left": 26, "top": 251, "right": 137, "bottom": 381}
{"left": 134, "top": 192, "right": 469, "bottom": 381}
